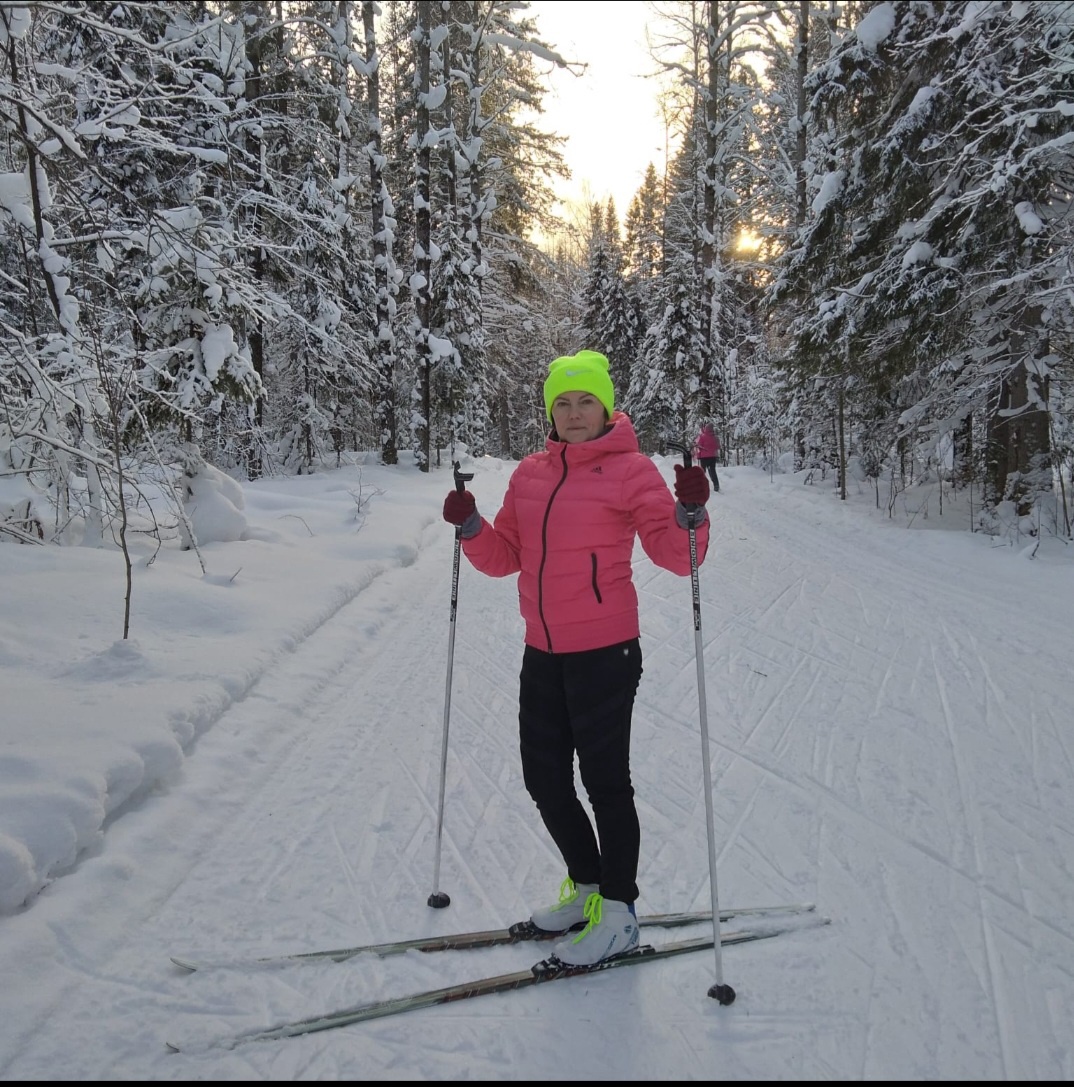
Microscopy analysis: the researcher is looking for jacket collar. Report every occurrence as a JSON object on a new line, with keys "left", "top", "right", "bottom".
{"left": 546, "top": 411, "right": 640, "bottom": 460}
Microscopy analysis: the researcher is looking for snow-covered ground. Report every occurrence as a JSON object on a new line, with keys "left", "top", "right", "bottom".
{"left": 1, "top": 451, "right": 1072, "bottom": 1079}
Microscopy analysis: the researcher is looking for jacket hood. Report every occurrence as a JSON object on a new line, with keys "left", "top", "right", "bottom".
{"left": 547, "top": 410, "right": 639, "bottom": 459}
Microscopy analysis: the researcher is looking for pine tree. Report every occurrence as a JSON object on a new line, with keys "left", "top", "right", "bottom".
{"left": 626, "top": 254, "right": 706, "bottom": 452}
{"left": 580, "top": 207, "right": 640, "bottom": 390}
{"left": 772, "top": 0, "right": 1074, "bottom": 524}
{"left": 624, "top": 163, "right": 665, "bottom": 283}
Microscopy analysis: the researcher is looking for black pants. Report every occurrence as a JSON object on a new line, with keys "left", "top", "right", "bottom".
{"left": 700, "top": 456, "right": 720, "bottom": 491}
{"left": 518, "top": 638, "right": 643, "bottom": 904}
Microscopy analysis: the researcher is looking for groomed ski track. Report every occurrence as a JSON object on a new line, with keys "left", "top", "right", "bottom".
{"left": 0, "top": 459, "right": 1071, "bottom": 1079}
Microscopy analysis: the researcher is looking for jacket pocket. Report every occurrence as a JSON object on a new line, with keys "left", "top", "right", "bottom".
{"left": 589, "top": 553, "right": 603, "bottom": 603}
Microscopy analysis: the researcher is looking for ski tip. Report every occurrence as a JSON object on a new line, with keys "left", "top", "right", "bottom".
{"left": 165, "top": 1041, "right": 181, "bottom": 1053}
{"left": 170, "top": 957, "right": 198, "bottom": 972}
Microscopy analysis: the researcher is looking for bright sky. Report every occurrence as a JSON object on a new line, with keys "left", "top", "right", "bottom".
{"left": 525, "top": 0, "right": 673, "bottom": 229}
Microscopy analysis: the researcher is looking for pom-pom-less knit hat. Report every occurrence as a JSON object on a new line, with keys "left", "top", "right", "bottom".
{"left": 543, "top": 350, "right": 615, "bottom": 421}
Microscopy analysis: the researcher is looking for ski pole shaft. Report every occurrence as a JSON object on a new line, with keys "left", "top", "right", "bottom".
{"left": 429, "top": 460, "right": 474, "bottom": 909}
{"left": 667, "top": 440, "right": 734, "bottom": 1005}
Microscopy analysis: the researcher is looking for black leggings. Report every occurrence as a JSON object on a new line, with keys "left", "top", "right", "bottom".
{"left": 518, "top": 639, "right": 643, "bottom": 904}
{"left": 700, "top": 456, "right": 720, "bottom": 490}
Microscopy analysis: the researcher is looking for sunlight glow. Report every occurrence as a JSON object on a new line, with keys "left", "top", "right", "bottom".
{"left": 735, "top": 229, "right": 762, "bottom": 252}
{"left": 524, "top": 2, "right": 675, "bottom": 245}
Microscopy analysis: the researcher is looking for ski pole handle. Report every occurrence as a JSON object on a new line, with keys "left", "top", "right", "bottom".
{"left": 667, "top": 440, "right": 700, "bottom": 521}
{"left": 666, "top": 440, "right": 702, "bottom": 612}
{"left": 453, "top": 461, "right": 474, "bottom": 493}
{"left": 450, "top": 461, "right": 476, "bottom": 543}
{"left": 666, "top": 439, "right": 692, "bottom": 468}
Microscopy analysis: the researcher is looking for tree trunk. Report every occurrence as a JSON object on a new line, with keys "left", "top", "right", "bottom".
{"left": 362, "top": 0, "right": 398, "bottom": 465}
{"left": 413, "top": 0, "right": 433, "bottom": 471}
{"left": 241, "top": 0, "right": 275, "bottom": 477}
{"left": 698, "top": 0, "right": 720, "bottom": 424}
{"left": 988, "top": 369, "right": 1051, "bottom": 518}
{"left": 794, "top": 1, "right": 810, "bottom": 229}
{"left": 952, "top": 413, "right": 973, "bottom": 486}
{"left": 837, "top": 388, "right": 846, "bottom": 500}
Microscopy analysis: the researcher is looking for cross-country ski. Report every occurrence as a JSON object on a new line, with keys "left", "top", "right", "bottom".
{"left": 170, "top": 903, "right": 817, "bottom": 971}
{"left": 165, "top": 918, "right": 830, "bottom": 1052}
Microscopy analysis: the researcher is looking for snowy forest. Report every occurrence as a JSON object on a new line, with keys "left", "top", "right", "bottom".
{"left": 1, "top": 0, "right": 1072, "bottom": 553}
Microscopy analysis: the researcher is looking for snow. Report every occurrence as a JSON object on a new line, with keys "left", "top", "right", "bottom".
{"left": 199, "top": 323, "right": 240, "bottom": 383}
{"left": 953, "top": 1, "right": 1002, "bottom": 38}
{"left": 179, "top": 460, "right": 248, "bottom": 549}
{"left": 428, "top": 333, "right": 456, "bottom": 361}
{"left": 420, "top": 84, "right": 448, "bottom": 111}
{"left": 854, "top": 2, "right": 896, "bottom": 51}
{"left": 902, "top": 239, "right": 934, "bottom": 267}
{"left": 1, "top": 452, "right": 1073, "bottom": 1078}
{"left": 0, "top": 5, "right": 31, "bottom": 45}
{"left": 812, "top": 169, "right": 844, "bottom": 216}
{"left": 1015, "top": 200, "right": 1045, "bottom": 235}
{"left": 907, "top": 84, "right": 939, "bottom": 116}
{"left": 0, "top": 171, "right": 34, "bottom": 229}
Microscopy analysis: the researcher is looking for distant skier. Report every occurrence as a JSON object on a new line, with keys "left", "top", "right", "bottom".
{"left": 442, "top": 350, "right": 712, "bottom": 966}
{"left": 693, "top": 423, "right": 720, "bottom": 493}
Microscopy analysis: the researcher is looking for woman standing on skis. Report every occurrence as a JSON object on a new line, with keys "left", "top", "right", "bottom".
{"left": 693, "top": 422, "right": 720, "bottom": 493}
{"left": 441, "top": 350, "right": 711, "bottom": 966}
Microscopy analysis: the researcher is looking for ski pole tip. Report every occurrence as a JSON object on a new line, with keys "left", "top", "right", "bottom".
{"left": 427, "top": 891, "right": 451, "bottom": 909}
{"left": 708, "top": 982, "right": 736, "bottom": 1005}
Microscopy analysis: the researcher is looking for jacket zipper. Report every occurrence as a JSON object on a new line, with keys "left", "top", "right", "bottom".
{"left": 537, "top": 449, "right": 569, "bottom": 652}
{"left": 590, "top": 552, "right": 602, "bottom": 603}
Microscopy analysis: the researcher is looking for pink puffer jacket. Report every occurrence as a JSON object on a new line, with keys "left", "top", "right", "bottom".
{"left": 694, "top": 425, "right": 718, "bottom": 459}
{"left": 462, "top": 412, "right": 710, "bottom": 654}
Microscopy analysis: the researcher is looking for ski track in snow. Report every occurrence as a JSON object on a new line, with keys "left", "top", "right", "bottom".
{"left": 632, "top": 484, "right": 1073, "bottom": 1079}
{"left": 2, "top": 468, "right": 1073, "bottom": 1078}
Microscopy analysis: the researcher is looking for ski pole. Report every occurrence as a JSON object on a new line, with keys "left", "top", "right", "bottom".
{"left": 667, "top": 440, "right": 735, "bottom": 1005}
{"left": 428, "top": 459, "right": 475, "bottom": 910}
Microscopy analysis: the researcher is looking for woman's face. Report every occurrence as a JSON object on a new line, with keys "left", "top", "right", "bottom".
{"left": 551, "top": 391, "right": 608, "bottom": 443}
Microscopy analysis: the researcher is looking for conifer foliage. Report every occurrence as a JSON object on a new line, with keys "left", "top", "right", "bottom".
{"left": 0, "top": 0, "right": 563, "bottom": 553}
{"left": 772, "top": 0, "right": 1073, "bottom": 525}
{"left": 1, "top": 1, "right": 1072, "bottom": 558}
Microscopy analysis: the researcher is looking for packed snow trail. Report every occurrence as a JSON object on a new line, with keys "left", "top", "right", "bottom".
{"left": 0, "top": 460, "right": 1072, "bottom": 1079}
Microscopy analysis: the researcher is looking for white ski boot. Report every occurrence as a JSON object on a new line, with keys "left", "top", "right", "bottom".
{"left": 553, "top": 894, "right": 639, "bottom": 966}
{"left": 530, "top": 877, "right": 600, "bottom": 934}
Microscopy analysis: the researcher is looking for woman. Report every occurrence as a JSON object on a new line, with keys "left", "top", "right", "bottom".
{"left": 693, "top": 422, "right": 720, "bottom": 492}
{"left": 442, "top": 350, "right": 711, "bottom": 966}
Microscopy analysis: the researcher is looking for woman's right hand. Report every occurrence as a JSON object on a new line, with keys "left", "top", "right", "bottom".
{"left": 443, "top": 489, "right": 476, "bottom": 525}
{"left": 443, "top": 490, "right": 482, "bottom": 538}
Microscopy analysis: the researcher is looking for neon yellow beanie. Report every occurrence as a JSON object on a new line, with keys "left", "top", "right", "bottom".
{"left": 542, "top": 350, "right": 615, "bottom": 421}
